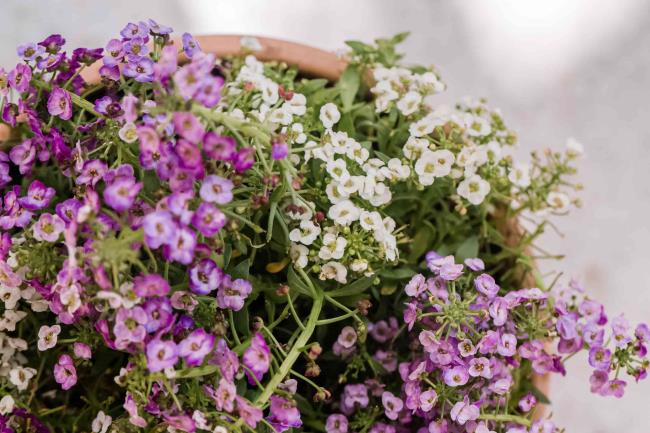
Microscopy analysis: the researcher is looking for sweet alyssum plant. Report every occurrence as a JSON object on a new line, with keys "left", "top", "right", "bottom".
{"left": 0, "top": 20, "right": 647, "bottom": 433}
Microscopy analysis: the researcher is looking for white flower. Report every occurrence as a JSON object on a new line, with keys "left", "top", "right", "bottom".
{"left": 367, "top": 182, "right": 392, "bottom": 207}
{"left": 37, "top": 324, "right": 61, "bottom": 351}
{"left": 381, "top": 158, "right": 411, "bottom": 181}
{"left": 465, "top": 115, "right": 491, "bottom": 137}
{"left": 192, "top": 410, "right": 210, "bottom": 430}
{"left": 118, "top": 122, "right": 138, "bottom": 143}
{"left": 486, "top": 141, "right": 503, "bottom": 162}
{"left": 359, "top": 210, "right": 383, "bottom": 232}
{"left": 326, "top": 182, "right": 350, "bottom": 204}
{"left": 92, "top": 410, "right": 113, "bottom": 433}
{"left": 396, "top": 91, "right": 422, "bottom": 116}
{"left": 96, "top": 290, "right": 125, "bottom": 309}
{"left": 9, "top": 366, "right": 36, "bottom": 391}
{"left": 457, "top": 175, "right": 491, "bottom": 205}
{"left": 326, "top": 159, "right": 350, "bottom": 182}
{"left": 566, "top": 137, "right": 584, "bottom": 157}
{"left": 319, "top": 103, "right": 340, "bottom": 129}
{"left": 339, "top": 176, "right": 364, "bottom": 197}
{"left": 371, "top": 80, "right": 399, "bottom": 112}
{"left": 319, "top": 261, "right": 347, "bottom": 284}
{"left": 283, "top": 93, "right": 307, "bottom": 116}
{"left": 318, "top": 233, "right": 347, "bottom": 260}
{"left": 546, "top": 192, "right": 571, "bottom": 213}
{"left": 346, "top": 142, "right": 370, "bottom": 164}
{"left": 508, "top": 163, "right": 531, "bottom": 188}
{"left": 403, "top": 137, "right": 429, "bottom": 160}
{"left": 415, "top": 150, "right": 454, "bottom": 185}
{"left": 213, "top": 426, "right": 228, "bottom": 433}
{"left": 327, "top": 200, "right": 360, "bottom": 226}
{"left": 289, "top": 123, "right": 307, "bottom": 143}
{"left": 350, "top": 259, "right": 369, "bottom": 273}
{"left": 268, "top": 107, "right": 292, "bottom": 126}
{"left": 289, "top": 220, "right": 322, "bottom": 246}
{"left": 468, "top": 146, "right": 489, "bottom": 168}
{"left": 0, "top": 395, "right": 14, "bottom": 415}
{"left": 0, "top": 310, "right": 27, "bottom": 332}
{"left": 409, "top": 116, "right": 436, "bottom": 138}
{"left": 119, "top": 282, "right": 141, "bottom": 309}
{"left": 260, "top": 80, "right": 279, "bottom": 105}
{"left": 290, "top": 244, "right": 309, "bottom": 269}
{"left": 0, "top": 286, "right": 21, "bottom": 310}
{"left": 59, "top": 284, "right": 82, "bottom": 314}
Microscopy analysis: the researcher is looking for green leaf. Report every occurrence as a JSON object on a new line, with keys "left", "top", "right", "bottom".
{"left": 378, "top": 267, "right": 416, "bottom": 280}
{"left": 345, "top": 40, "right": 373, "bottom": 53}
{"left": 327, "top": 276, "right": 374, "bottom": 297}
{"left": 337, "top": 65, "right": 361, "bottom": 112}
{"left": 297, "top": 78, "right": 329, "bottom": 95}
{"left": 229, "top": 259, "right": 250, "bottom": 280}
{"left": 455, "top": 235, "right": 479, "bottom": 263}
{"left": 287, "top": 266, "right": 313, "bottom": 298}
{"left": 409, "top": 225, "right": 435, "bottom": 262}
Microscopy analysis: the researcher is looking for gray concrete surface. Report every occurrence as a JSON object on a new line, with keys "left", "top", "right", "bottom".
{"left": 1, "top": 1, "right": 648, "bottom": 431}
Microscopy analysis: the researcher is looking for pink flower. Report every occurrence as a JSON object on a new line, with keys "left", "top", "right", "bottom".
{"left": 443, "top": 365, "right": 469, "bottom": 387}
{"left": 210, "top": 378, "right": 236, "bottom": 412}
{"left": 73, "top": 342, "right": 92, "bottom": 360}
{"left": 143, "top": 210, "right": 176, "bottom": 249}
{"left": 103, "top": 176, "right": 143, "bottom": 212}
{"left": 53, "top": 354, "right": 77, "bottom": 390}
{"left": 203, "top": 132, "right": 237, "bottom": 161}
{"left": 267, "top": 395, "right": 302, "bottom": 432}
{"left": 381, "top": 391, "right": 403, "bottom": 420}
{"left": 450, "top": 396, "right": 479, "bottom": 425}
{"left": 326, "top": 414, "right": 348, "bottom": 433}
{"left": 236, "top": 396, "right": 263, "bottom": 429}
{"left": 475, "top": 273, "right": 500, "bottom": 298}
{"left": 47, "top": 87, "right": 73, "bottom": 120}
{"left": 145, "top": 339, "right": 178, "bottom": 373}
{"left": 243, "top": 332, "right": 270, "bottom": 384}
{"left": 217, "top": 278, "right": 252, "bottom": 311}
{"left": 32, "top": 213, "right": 65, "bottom": 242}
{"left": 191, "top": 202, "right": 226, "bottom": 238}
{"left": 113, "top": 307, "right": 147, "bottom": 347}
{"left": 173, "top": 112, "right": 205, "bottom": 144}
{"left": 178, "top": 328, "right": 215, "bottom": 366}
{"left": 19, "top": 180, "right": 55, "bottom": 210}
{"left": 189, "top": 259, "right": 223, "bottom": 295}
{"left": 123, "top": 393, "right": 147, "bottom": 428}
{"left": 133, "top": 273, "right": 170, "bottom": 297}
{"left": 497, "top": 333, "right": 517, "bottom": 357}
{"left": 200, "top": 175, "right": 233, "bottom": 204}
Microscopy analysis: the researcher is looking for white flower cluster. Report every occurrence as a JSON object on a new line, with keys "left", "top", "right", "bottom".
{"left": 225, "top": 55, "right": 308, "bottom": 147}
{"left": 287, "top": 103, "right": 404, "bottom": 283}
{"left": 370, "top": 66, "right": 445, "bottom": 114}
{"left": 0, "top": 258, "right": 48, "bottom": 398}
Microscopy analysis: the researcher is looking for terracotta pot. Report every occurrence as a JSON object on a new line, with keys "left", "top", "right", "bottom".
{"left": 0, "top": 33, "right": 550, "bottom": 417}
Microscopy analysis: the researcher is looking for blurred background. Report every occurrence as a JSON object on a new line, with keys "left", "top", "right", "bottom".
{"left": 1, "top": 0, "right": 649, "bottom": 431}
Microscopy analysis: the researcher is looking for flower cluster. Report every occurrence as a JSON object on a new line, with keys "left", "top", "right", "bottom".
{"left": 0, "top": 20, "right": 644, "bottom": 433}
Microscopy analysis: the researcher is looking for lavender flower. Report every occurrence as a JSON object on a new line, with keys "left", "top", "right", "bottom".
{"left": 47, "top": 87, "right": 73, "bottom": 120}
{"left": 242, "top": 332, "right": 270, "bottom": 384}
{"left": 178, "top": 328, "right": 215, "bottom": 366}
{"left": 146, "top": 339, "right": 178, "bottom": 372}
{"left": 53, "top": 354, "right": 77, "bottom": 390}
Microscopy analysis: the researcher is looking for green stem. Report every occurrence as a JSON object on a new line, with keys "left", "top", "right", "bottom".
{"left": 478, "top": 413, "right": 531, "bottom": 427}
{"left": 254, "top": 291, "right": 323, "bottom": 406}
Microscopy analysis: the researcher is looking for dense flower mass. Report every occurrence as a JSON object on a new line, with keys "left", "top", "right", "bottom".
{"left": 0, "top": 21, "right": 645, "bottom": 433}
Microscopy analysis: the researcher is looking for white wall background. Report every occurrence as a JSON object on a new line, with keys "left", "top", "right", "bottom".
{"left": 1, "top": 1, "right": 649, "bottom": 431}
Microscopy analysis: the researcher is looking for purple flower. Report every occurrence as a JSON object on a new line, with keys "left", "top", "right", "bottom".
{"left": 326, "top": 414, "right": 348, "bottom": 433}
{"left": 341, "top": 384, "right": 369, "bottom": 415}
{"left": 182, "top": 33, "right": 202, "bottom": 58}
{"left": 458, "top": 339, "right": 477, "bottom": 357}
{"left": 612, "top": 314, "right": 632, "bottom": 348}
{"left": 53, "top": 354, "right": 77, "bottom": 390}
{"left": 588, "top": 346, "right": 612, "bottom": 370}
{"left": 464, "top": 257, "right": 485, "bottom": 271}
{"left": 124, "top": 393, "right": 147, "bottom": 428}
{"left": 146, "top": 339, "right": 178, "bottom": 372}
{"left": 72, "top": 47, "right": 103, "bottom": 66}
{"left": 636, "top": 323, "right": 650, "bottom": 342}
{"left": 236, "top": 396, "right": 263, "bottom": 429}
{"left": 404, "top": 302, "right": 418, "bottom": 331}
{"left": 123, "top": 37, "right": 149, "bottom": 60}
{"left": 518, "top": 393, "right": 537, "bottom": 412}
{"left": 590, "top": 369, "right": 609, "bottom": 394}
{"left": 195, "top": 75, "right": 224, "bottom": 108}
{"left": 489, "top": 297, "right": 509, "bottom": 326}
{"left": 203, "top": 132, "right": 237, "bottom": 161}
{"left": 601, "top": 379, "right": 626, "bottom": 398}
{"left": 497, "top": 333, "right": 517, "bottom": 357}
{"left": 103, "top": 39, "right": 124, "bottom": 66}
{"left": 450, "top": 397, "right": 479, "bottom": 425}
{"left": 216, "top": 277, "right": 252, "bottom": 311}
{"left": 435, "top": 256, "right": 464, "bottom": 280}
{"left": 39, "top": 34, "right": 65, "bottom": 54}
{"left": 8, "top": 64, "right": 32, "bottom": 93}
{"left": 381, "top": 391, "right": 403, "bottom": 420}
{"left": 405, "top": 274, "right": 427, "bottom": 297}
{"left": 243, "top": 332, "right": 270, "bottom": 384}
{"left": 121, "top": 21, "right": 149, "bottom": 39}
{"left": 133, "top": 273, "right": 170, "bottom": 297}
{"left": 32, "top": 213, "right": 64, "bottom": 242}
{"left": 76, "top": 159, "right": 108, "bottom": 186}
{"left": 475, "top": 273, "right": 500, "bottom": 298}
{"left": 267, "top": 395, "right": 302, "bottom": 432}
{"left": 73, "top": 342, "right": 92, "bottom": 360}
{"left": 142, "top": 297, "right": 173, "bottom": 333}
{"left": 113, "top": 307, "right": 147, "bottom": 347}
{"left": 123, "top": 57, "right": 154, "bottom": 83}
{"left": 19, "top": 180, "right": 55, "bottom": 210}
{"left": 272, "top": 142, "right": 289, "bottom": 160}
{"left": 148, "top": 19, "right": 173, "bottom": 35}
{"left": 103, "top": 177, "right": 143, "bottom": 212}
{"left": 179, "top": 328, "right": 215, "bottom": 366}
{"left": 419, "top": 389, "right": 438, "bottom": 412}
{"left": 143, "top": 210, "right": 176, "bottom": 249}
{"left": 443, "top": 365, "right": 469, "bottom": 387}
{"left": 47, "top": 87, "right": 73, "bottom": 120}
{"left": 200, "top": 175, "right": 233, "bottom": 204}
{"left": 164, "top": 226, "right": 197, "bottom": 265}
{"left": 173, "top": 112, "right": 205, "bottom": 144}
{"left": 189, "top": 259, "right": 223, "bottom": 295}
{"left": 211, "top": 338, "right": 240, "bottom": 382}
{"left": 232, "top": 147, "right": 256, "bottom": 172}
{"left": 469, "top": 357, "right": 492, "bottom": 378}
{"left": 191, "top": 202, "right": 226, "bottom": 238}
{"left": 556, "top": 313, "right": 578, "bottom": 340}
{"left": 207, "top": 378, "right": 236, "bottom": 412}
{"left": 17, "top": 42, "right": 45, "bottom": 61}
